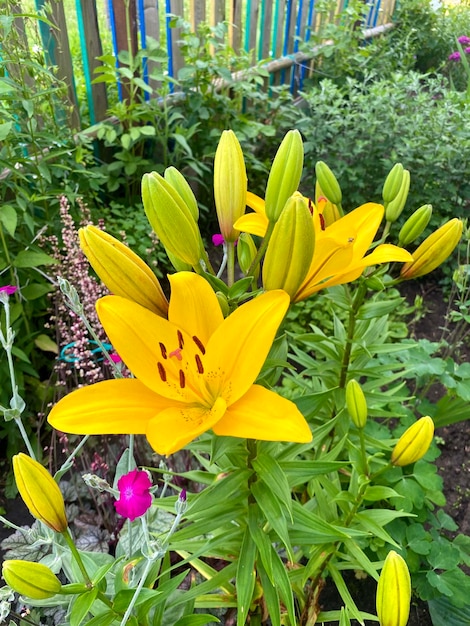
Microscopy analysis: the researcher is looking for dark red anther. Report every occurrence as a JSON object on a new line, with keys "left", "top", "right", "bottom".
{"left": 319, "top": 213, "right": 326, "bottom": 231}
{"left": 177, "top": 330, "right": 184, "bottom": 349}
{"left": 159, "top": 342, "right": 167, "bottom": 359}
{"left": 179, "top": 369, "right": 186, "bottom": 388}
{"left": 195, "top": 354, "right": 204, "bottom": 374}
{"left": 157, "top": 362, "right": 167, "bottom": 382}
{"left": 192, "top": 335, "right": 206, "bottom": 355}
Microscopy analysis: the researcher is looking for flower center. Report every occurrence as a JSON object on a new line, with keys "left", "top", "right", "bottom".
{"left": 156, "top": 330, "right": 206, "bottom": 390}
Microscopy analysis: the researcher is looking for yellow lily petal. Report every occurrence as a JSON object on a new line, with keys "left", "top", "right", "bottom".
{"left": 168, "top": 272, "right": 224, "bottom": 344}
{"left": 204, "top": 290, "right": 290, "bottom": 404}
{"left": 233, "top": 191, "right": 269, "bottom": 237}
{"left": 97, "top": 297, "right": 206, "bottom": 404}
{"left": 146, "top": 396, "right": 227, "bottom": 455}
{"left": 48, "top": 379, "right": 169, "bottom": 434}
{"left": 213, "top": 385, "right": 311, "bottom": 442}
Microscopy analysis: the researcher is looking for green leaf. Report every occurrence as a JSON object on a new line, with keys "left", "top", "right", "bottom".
{"left": 363, "top": 485, "right": 402, "bottom": 501}
{"left": 174, "top": 616, "right": 220, "bottom": 626}
{"left": 289, "top": 500, "right": 351, "bottom": 545}
{"left": 252, "top": 452, "right": 292, "bottom": 518}
{"left": 236, "top": 526, "right": 257, "bottom": 625}
{"left": 138, "top": 124, "right": 156, "bottom": 135}
{"left": 257, "top": 559, "right": 281, "bottom": 626}
{"left": 280, "top": 460, "right": 348, "bottom": 488}
{"left": 83, "top": 611, "right": 118, "bottom": 626}
{"left": 0, "top": 204, "right": 17, "bottom": 236}
{"left": 270, "top": 547, "right": 296, "bottom": 626}
{"left": 69, "top": 587, "right": 98, "bottom": 626}
{"left": 13, "top": 250, "right": 59, "bottom": 268}
{"left": 429, "top": 591, "right": 470, "bottom": 623}
{"left": 0, "top": 121, "right": 13, "bottom": 140}
{"left": 251, "top": 480, "right": 293, "bottom": 560}
{"left": 248, "top": 504, "right": 273, "bottom": 582}
{"left": 34, "top": 333, "right": 58, "bottom": 354}
{"left": 327, "top": 561, "right": 364, "bottom": 625}
{"left": 22, "top": 283, "right": 54, "bottom": 300}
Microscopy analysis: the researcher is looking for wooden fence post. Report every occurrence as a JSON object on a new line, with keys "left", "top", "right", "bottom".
{"left": 110, "top": 0, "right": 138, "bottom": 102}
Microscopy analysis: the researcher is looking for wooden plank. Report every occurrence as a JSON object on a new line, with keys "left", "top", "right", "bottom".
{"left": 211, "top": 0, "right": 225, "bottom": 26}
{"left": 143, "top": 0, "right": 161, "bottom": 91}
{"left": 189, "top": 0, "right": 205, "bottom": 32}
{"left": 8, "top": 4, "right": 35, "bottom": 90}
{"left": 245, "top": 0, "right": 260, "bottom": 61}
{"left": 228, "top": 0, "right": 243, "bottom": 52}
{"left": 271, "top": 0, "right": 286, "bottom": 60}
{"left": 168, "top": 0, "right": 184, "bottom": 80}
{"left": 77, "top": 0, "right": 108, "bottom": 123}
{"left": 111, "top": 0, "right": 138, "bottom": 102}
{"left": 259, "top": 0, "right": 274, "bottom": 60}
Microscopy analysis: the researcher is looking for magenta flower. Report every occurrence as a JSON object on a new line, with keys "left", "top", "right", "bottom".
{"left": 212, "top": 233, "right": 225, "bottom": 246}
{"left": 448, "top": 51, "right": 461, "bottom": 61}
{"left": 458, "top": 35, "right": 470, "bottom": 45}
{"left": 109, "top": 352, "right": 122, "bottom": 364}
{"left": 0, "top": 285, "right": 17, "bottom": 296}
{"left": 114, "top": 469, "right": 152, "bottom": 521}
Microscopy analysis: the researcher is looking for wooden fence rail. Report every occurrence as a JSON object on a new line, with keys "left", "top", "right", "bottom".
{"left": 11, "top": 0, "right": 396, "bottom": 130}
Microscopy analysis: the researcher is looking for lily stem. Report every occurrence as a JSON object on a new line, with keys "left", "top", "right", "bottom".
{"left": 62, "top": 528, "right": 92, "bottom": 587}
{"left": 247, "top": 221, "right": 275, "bottom": 278}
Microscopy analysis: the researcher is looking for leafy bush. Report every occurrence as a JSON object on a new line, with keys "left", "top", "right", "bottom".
{"left": 296, "top": 71, "right": 470, "bottom": 225}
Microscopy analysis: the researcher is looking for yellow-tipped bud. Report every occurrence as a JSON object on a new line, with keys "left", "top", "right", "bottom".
{"left": 165, "top": 248, "right": 192, "bottom": 272}
{"left": 376, "top": 550, "right": 411, "bottom": 626}
{"left": 164, "top": 166, "right": 199, "bottom": 221}
{"left": 237, "top": 233, "right": 259, "bottom": 278}
{"left": 315, "top": 161, "right": 342, "bottom": 206}
{"left": 265, "top": 130, "right": 304, "bottom": 222}
{"left": 385, "top": 170, "right": 410, "bottom": 223}
{"left": 262, "top": 193, "right": 315, "bottom": 298}
{"left": 2, "top": 560, "right": 62, "bottom": 599}
{"left": 382, "top": 163, "right": 404, "bottom": 205}
{"left": 79, "top": 225, "right": 168, "bottom": 317}
{"left": 13, "top": 453, "right": 68, "bottom": 533}
{"left": 398, "top": 204, "right": 433, "bottom": 247}
{"left": 142, "top": 172, "right": 204, "bottom": 266}
{"left": 391, "top": 416, "right": 434, "bottom": 466}
{"left": 214, "top": 130, "right": 247, "bottom": 243}
{"left": 401, "top": 218, "right": 463, "bottom": 280}
{"left": 345, "top": 379, "right": 368, "bottom": 429}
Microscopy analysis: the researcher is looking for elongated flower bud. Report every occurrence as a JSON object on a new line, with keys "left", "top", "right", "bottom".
{"left": 265, "top": 130, "right": 304, "bottom": 222}
{"left": 2, "top": 560, "right": 62, "bottom": 599}
{"left": 391, "top": 416, "right": 434, "bottom": 466}
{"left": 79, "top": 225, "right": 168, "bottom": 317}
{"left": 382, "top": 163, "right": 404, "bottom": 204}
{"left": 164, "top": 166, "right": 199, "bottom": 221}
{"left": 398, "top": 204, "right": 432, "bottom": 247}
{"left": 237, "top": 232, "right": 258, "bottom": 277}
{"left": 401, "top": 218, "right": 463, "bottom": 280}
{"left": 262, "top": 193, "right": 315, "bottom": 298}
{"left": 214, "top": 130, "right": 247, "bottom": 243}
{"left": 315, "top": 161, "right": 342, "bottom": 206}
{"left": 376, "top": 550, "right": 411, "bottom": 626}
{"left": 142, "top": 172, "right": 204, "bottom": 266}
{"left": 13, "top": 454, "right": 68, "bottom": 533}
{"left": 385, "top": 170, "right": 410, "bottom": 223}
{"left": 346, "top": 379, "right": 367, "bottom": 429}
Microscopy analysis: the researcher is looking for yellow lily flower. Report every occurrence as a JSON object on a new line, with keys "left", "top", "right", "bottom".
{"left": 235, "top": 196, "right": 413, "bottom": 302}
{"left": 48, "top": 273, "right": 311, "bottom": 455}
{"left": 294, "top": 202, "right": 413, "bottom": 301}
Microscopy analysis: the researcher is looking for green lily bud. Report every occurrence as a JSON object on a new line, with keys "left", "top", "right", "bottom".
{"left": 376, "top": 550, "right": 411, "bottom": 626}
{"left": 265, "top": 130, "right": 304, "bottom": 223}
{"left": 216, "top": 291, "right": 230, "bottom": 317}
{"left": 13, "top": 453, "right": 68, "bottom": 533}
{"left": 142, "top": 172, "right": 204, "bottom": 267}
{"left": 315, "top": 161, "right": 342, "bottom": 206}
{"left": 398, "top": 204, "right": 433, "bottom": 247}
{"left": 315, "top": 182, "right": 341, "bottom": 226}
{"left": 79, "top": 225, "right": 168, "bottom": 317}
{"left": 345, "top": 379, "right": 367, "bottom": 429}
{"left": 262, "top": 193, "right": 315, "bottom": 299}
{"left": 382, "top": 163, "right": 404, "bottom": 204}
{"left": 214, "top": 130, "right": 247, "bottom": 243}
{"left": 165, "top": 248, "right": 192, "bottom": 272}
{"left": 391, "top": 416, "right": 434, "bottom": 466}
{"left": 385, "top": 169, "right": 410, "bottom": 223}
{"left": 401, "top": 218, "right": 463, "bottom": 280}
{"left": 364, "top": 276, "right": 385, "bottom": 291}
{"left": 2, "top": 560, "right": 62, "bottom": 599}
{"left": 237, "top": 232, "right": 259, "bottom": 278}
{"left": 164, "top": 166, "right": 199, "bottom": 221}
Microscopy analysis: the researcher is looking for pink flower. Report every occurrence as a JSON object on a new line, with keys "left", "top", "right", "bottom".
{"left": 466, "top": 47, "right": 470, "bottom": 55}
{"left": 458, "top": 35, "right": 470, "bottom": 45}
{"left": 449, "top": 51, "right": 461, "bottom": 61}
{"left": 109, "top": 352, "right": 122, "bottom": 364}
{"left": 212, "top": 233, "right": 225, "bottom": 246}
{"left": 0, "top": 285, "right": 17, "bottom": 296}
{"left": 114, "top": 469, "right": 152, "bottom": 521}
